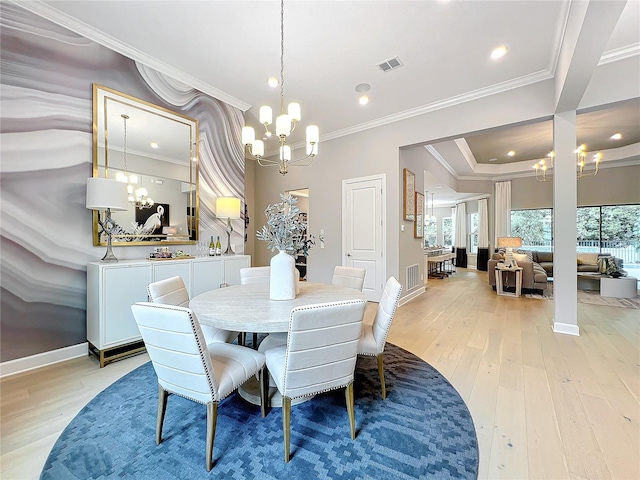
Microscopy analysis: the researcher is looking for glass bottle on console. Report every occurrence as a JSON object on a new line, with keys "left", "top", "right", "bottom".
{"left": 209, "top": 236, "right": 216, "bottom": 256}
{"left": 215, "top": 236, "right": 222, "bottom": 256}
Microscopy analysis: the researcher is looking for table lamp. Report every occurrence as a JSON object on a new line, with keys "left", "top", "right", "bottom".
{"left": 216, "top": 197, "right": 241, "bottom": 255}
{"left": 497, "top": 237, "right": 523, "bottom": 267}
{"left": 86, "top": 177, "right": 128, "bottom": 262}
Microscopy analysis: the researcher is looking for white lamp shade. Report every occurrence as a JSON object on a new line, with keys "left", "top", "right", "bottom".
{"left": 305, "top": 125, "right": 319, "bottom": 143}
{"left": 86, "top": 177, "right": 128, "bottom": 211}
{"left": 276, "top": 114, "right": 291, "bottom": 137}
{"left": 287, "top": 102, "right": 301, "bottom": 121}
{"left": 497, "top": 237, "right": 523, "bottom": 248}
{"left": 259, "top": 106, "right": 273, "bottom": 125}
{"left": 215, "top": 197, "right": 241, "bottom": 219}
{"left": 252, "top": 139, "right": 264, "bottom": 157}
{"left": 241, "top": 126, "right": 255, "bottom": 145}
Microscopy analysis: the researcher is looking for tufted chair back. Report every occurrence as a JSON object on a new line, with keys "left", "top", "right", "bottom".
{"left": 331, "top": 266, "right": 366, "bottom": 291}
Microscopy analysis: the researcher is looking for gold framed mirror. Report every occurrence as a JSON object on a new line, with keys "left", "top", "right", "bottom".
{"left": 92, "top": 84, "right": 199, "bottom": 246}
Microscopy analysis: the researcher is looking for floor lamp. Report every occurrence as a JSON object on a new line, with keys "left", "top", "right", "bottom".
{"left": 497, "top": 237, "right": 523, "bottom": 268}
{"left": 216, "top": 197, "right": 241, "bottom": 255}
{"left": 86, "top": 178, "right": 128, "bottom": 262}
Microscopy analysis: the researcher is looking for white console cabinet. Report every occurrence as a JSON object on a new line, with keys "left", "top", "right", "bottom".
{"left": 87, "top": 255, "right": 250, "bottom": 367}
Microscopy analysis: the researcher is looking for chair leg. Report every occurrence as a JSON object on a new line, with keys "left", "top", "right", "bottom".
{"left": 253, "top": 332, "right": 258, "bottom": 349}
{"left": 206, "top": 402, "right": 218, "bottom": 472}
{"left": 345, "top": 383, "right": 356, "bottom": 440}
{"left": 377, "top": 354, "right": 387, "bottom": 400}
{"left": 156, "top": 384, "right": 169, "bottom": 444}
{"left": 238, "top": 332, "right": 246, "bottom": 346}
{"left": 282, "top": 396, "right": 291, "bottom": 463}
{"left": 260, "top": 365, "right": 269, "bottom": 418}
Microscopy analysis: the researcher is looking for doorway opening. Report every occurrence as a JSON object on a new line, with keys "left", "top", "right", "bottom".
{"left": 287, "top": 188, "right": 310, "bottom": 280}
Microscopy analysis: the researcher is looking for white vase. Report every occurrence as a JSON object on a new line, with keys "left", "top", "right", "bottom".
{"left": 270, "top": 249, "right": 296, "bottom": 300}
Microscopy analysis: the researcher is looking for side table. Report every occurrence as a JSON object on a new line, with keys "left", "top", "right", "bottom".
{"left": 495, "top": 266, "right": 523, "bottom": 297}
{"left": 600, "top": 276, "right": 638, "bottom": 298}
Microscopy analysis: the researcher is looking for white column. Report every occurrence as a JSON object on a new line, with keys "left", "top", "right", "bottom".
{"left": 552, "top": 111, "right": 579, "bottom": 336}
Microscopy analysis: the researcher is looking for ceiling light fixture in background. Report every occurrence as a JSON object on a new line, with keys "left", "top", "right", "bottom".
{"left": 115, "top": 114, "right": 154, "bottom": 209}
{"left": 534, "top": 145, "right": 601, "bottom": 182}
{"left": 242, "top": 0, "right": 319, "bottom": 175}
{"left": 610, "top": 133, "right": 622, "bottom": 140}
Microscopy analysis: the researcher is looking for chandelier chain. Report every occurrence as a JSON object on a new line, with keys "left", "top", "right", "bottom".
{"left": 122, "top": 114, "right": 129, "bottom": 174}
{"left": 279, "top": 0, "right": 285, "bottom": 116}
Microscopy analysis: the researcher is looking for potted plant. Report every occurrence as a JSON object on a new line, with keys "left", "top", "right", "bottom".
{"left": 257, "top": 194, "right": 311, "bottom": 300}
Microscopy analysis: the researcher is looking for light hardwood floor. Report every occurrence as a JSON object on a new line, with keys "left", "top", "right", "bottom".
{"left": 1, "top": 269, "right": 639, "bottom": 479}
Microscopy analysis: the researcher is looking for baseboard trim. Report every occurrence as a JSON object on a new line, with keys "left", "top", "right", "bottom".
{"left": 400, "top": 286, "right": 425, "bottom": 306}
{"left": 0, "top": 343, "right": 88, "bottom": 378}
{"left": 552, "top": 322, "right": 580, "bottom": 336}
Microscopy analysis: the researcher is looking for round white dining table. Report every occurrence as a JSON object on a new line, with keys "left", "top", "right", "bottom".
{"left": 190, "top": 282, "right": 366, "bottom": 333}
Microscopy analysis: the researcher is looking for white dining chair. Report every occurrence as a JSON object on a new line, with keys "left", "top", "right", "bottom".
{"left": 239, "top": 266, "right": 271, "bottom": 284}
{"left": 357, "top": 276, "right": 402, "bottom": 400}
{"left": 331, "top": 266, "right": 366, "bottom": 291}
{"left": 262, "top": 299, "right": 367, "bottom": 462}
{"left": 239, "top": 267, "right": 271, "bottom": 347}
{"left": 147, "top": 276, "right": 239, "bottom": 344}
{"left": 130, "top": 302, "right": 267, "bottom": 471}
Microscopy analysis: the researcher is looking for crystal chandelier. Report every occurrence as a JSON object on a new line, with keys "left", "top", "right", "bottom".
{"left": 534, "top": 145, "right": 601, "bottom": 182}
{"left": 241, "top": 0, "right": 319, "bottom": 175}
{"left": 115, "top": 114, "right": 154, "bottom": 209}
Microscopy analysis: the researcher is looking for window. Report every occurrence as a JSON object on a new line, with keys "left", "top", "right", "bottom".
{"left": 442, "top": 217, "right": 453, "bottom": 248}
{"left": 578, "top": 204, "right": 640, "bottom": 266}
{"left": 424, "top": 218, "right": 437, "bottom": 247}
{"left": 469, "top": 212, "right": 479, "bottom": 253}
{"left": 510, "top": 208, "right": 553, "bottom": 251}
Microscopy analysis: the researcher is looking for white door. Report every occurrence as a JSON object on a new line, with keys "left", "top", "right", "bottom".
{"left": 342, "top": 175, "right": 385, "bottom": 302}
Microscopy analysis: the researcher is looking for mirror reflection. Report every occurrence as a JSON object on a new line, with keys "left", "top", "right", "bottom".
{"left": 92, "top": 84, "right": 199, "bottom": 245}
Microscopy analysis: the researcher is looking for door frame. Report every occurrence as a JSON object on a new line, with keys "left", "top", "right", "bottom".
{"left": 341, "top": 173, "right": 386, "bottom": 302}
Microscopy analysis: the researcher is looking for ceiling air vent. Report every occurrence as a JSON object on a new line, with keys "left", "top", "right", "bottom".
{"left": 377, "top": 56, "right": 403, "bottom": 72}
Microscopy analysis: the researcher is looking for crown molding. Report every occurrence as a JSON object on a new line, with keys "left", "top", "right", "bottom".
{"left": 12, "top": 0, "right": 251, "bottom": 112}
{"left": 548, "top": 0, "right": 573, "bottom": 76}
{"left": 599, "top": 43, "right": 640, "bottom": 66}
{"left": 424, "top": 145, "right": 459, "bottom": 180}
{"left": 321, "top": 69, "right": 553, "bottom": 143}
{"left": 454, "top": 138, "right": 479, "bottom": 172}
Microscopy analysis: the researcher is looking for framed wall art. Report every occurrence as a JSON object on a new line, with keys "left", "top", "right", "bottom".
{"left": 403, "top": 168, "right": 415, "bottom": 221}
{"left": 414, "top": 191, "right": 424, "bottom": 238}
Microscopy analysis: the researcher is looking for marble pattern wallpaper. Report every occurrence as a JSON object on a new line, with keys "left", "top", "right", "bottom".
{"left": 0, "top": 3, "right": 245, "bottom": 362}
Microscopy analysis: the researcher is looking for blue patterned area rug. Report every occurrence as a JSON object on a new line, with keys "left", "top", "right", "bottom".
{"left": 41, "top": 344, "right": 478, "bottom": 479}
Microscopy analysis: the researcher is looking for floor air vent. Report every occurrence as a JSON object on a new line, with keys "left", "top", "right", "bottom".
{"left": 406, "top": 264, "right": 420, "bottom": 290}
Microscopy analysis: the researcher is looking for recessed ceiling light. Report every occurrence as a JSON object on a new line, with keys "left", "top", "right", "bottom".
{"left": 267, "top": 77, "right": 278, "bottom": 88}
{"left": 359, "top": 95, "right": 369, "bottom": 105}
{"left": 355, "top": 83, "right": 371, "bottom": 93}
{"left": 507, "top": 150, "right": 515, "bottom": 157}
{"left": 150, "top": 142, "right": 159, "bottom": 149}
{"left": 488, "top": 158, "right": 498, "bottom": 162}
{"left": 610, "top": 133, "right": 622, "bottom": 140}
{"left": 491, "top": 46, "right": 508, "bottom": 60}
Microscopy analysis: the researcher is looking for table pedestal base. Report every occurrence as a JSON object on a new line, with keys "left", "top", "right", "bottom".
{"left": 238, "top": 377, "right": 312, "bottom": 408}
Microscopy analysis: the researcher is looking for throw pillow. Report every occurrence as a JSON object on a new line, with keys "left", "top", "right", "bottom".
{"left": 606, "top": 256, "right": 619, "bottom": 274}
{"left": 516, "top": 249, "right": 534, "bottom": 262}
{"left": 577, "top": 252, "right": 599, "bottom": 265}
{"left": 513, "top": 253, "right": 531, "bottom": 263}
{"left": 577, "top": 258, "right": 583, "bottom": 265}
{"left": 598, "top": 256, "right": 610, "bottom": 273}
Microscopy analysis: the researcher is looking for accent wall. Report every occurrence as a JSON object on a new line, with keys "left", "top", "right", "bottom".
{"left": 0, "top": 3, "right": 245, "bottom": 363}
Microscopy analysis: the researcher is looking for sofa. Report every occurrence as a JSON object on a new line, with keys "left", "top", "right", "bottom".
{"left": 488, "top": 250, "right": 623, "bottom": 293}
